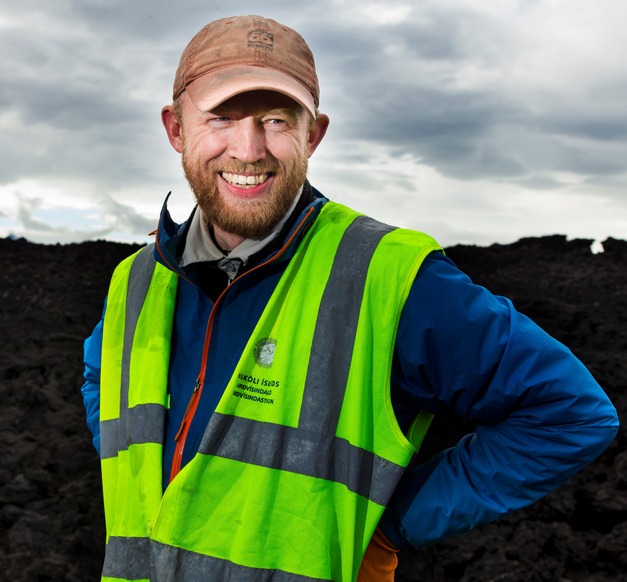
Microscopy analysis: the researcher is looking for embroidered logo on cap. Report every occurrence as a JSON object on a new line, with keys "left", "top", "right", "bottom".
{"left": 247, "top": 28, "right": 273, "bottom": 51}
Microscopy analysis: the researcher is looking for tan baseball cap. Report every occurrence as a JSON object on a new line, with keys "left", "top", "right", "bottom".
{"left": 172, "top": 15, "right": 319, "bottom": 118}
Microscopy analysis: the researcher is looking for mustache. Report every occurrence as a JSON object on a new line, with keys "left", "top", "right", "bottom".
{"left": 211, "top": 161, "right": 279, "bottom": 175}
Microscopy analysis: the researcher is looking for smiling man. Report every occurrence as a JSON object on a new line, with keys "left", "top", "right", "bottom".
{"left": 81, "top": 14, "right": 618, "bottom": 582}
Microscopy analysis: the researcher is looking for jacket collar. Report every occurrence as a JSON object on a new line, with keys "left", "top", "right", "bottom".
{"left": 153, "top": 181, "right": 328, "bottom": 280}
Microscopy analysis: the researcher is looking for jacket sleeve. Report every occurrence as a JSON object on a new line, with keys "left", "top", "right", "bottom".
{"left": 380, "top": 254, "right": 619, "bottom": 549}
{"left": 81, "top": 304, "right": 106, "bottom": 456}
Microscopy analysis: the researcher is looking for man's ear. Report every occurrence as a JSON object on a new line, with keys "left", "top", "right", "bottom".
{"left": 161, "top": 105, "right": 184, "bottom": 153}
{"left": 306, "top": 113, "right": 330, "bottom": 158}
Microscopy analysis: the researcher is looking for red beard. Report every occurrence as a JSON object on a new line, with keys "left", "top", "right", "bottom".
{"left": 182, "top": 147, "right": 308, "bottom": 240}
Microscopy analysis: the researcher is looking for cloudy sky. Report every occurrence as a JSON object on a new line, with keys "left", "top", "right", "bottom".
{"left": 1, "top": 0, "right": 626, "bottom": 249}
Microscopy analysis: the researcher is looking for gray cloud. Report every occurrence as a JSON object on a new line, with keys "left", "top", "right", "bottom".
{"left": 11, "top": 194, "right": 107, "bottom": 244}
{"left": 1, "top": 1, "right": 626, "bottom": 245}
{"left": 15, "top": 195, "right": 54, "bottom": 232}
{"left": 10, "top": 191, "right": 156, "bottom": 245}
{"left": 95, "top": 191, "right": 157, "bottom": 236}
{"left": 300, "top": 7, "right": 627, "bottom": 190}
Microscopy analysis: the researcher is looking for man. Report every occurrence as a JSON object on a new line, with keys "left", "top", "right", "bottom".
{"left": 81, "top": 14, "right": 619, "bottom": 582}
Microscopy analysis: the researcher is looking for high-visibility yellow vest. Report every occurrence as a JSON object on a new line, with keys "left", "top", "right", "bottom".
{"left": 99, "top": 202, "right": 442, "bottom": 582}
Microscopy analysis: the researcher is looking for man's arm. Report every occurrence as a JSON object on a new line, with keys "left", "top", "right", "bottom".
{"left": 81, "top": 312, "right": 105, "bottom": 456}
{"left": 381, "top": 255, "right": 619, "bottom": 549}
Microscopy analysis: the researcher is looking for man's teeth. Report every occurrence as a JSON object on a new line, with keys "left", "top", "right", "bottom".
{"left": 222, "top": 172, "right": 269, "bottom": 186}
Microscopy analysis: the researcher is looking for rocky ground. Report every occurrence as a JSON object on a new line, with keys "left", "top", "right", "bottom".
{"left": 0, "top": 234, "right": 625, "bottom": 581}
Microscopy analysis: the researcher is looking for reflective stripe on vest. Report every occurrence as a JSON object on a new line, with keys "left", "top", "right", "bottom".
{"left": 100, "top": 246, "right": 168, "bottom": 460}
{"left": 99, "top": 202, "right": 442, "bottom": 581}
{"left": 104, "top": 536, "right": 328, "bottom": 581}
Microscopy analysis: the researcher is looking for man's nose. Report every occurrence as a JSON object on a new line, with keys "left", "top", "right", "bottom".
{"left": 228, "top": 119, "right": 266, "bottom": 163}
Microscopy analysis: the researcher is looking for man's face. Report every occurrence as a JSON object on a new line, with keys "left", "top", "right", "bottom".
{"left": 173, "top": 90, "right": 324, "bottom": 242}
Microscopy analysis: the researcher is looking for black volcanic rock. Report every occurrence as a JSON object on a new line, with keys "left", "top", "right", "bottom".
{"left": 0, "top": 235, "right": 624, "bottom": 581}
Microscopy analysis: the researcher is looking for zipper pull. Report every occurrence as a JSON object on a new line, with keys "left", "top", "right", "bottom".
{"left": 174, "top": 379, "right": 201, "bottom": 442}
{"left": 174, "top": 419, "right": 186, "bottom": 443}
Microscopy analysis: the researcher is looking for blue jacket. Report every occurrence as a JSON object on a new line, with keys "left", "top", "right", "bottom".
{"left": 82, "top": 186, "right": 619, "bottom": 550}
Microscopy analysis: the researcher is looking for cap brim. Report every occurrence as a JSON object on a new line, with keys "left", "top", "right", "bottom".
{"left": 185, "top": 66, "right": 317, "bottom": 119}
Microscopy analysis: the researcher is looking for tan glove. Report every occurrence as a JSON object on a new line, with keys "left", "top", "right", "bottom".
{"left": 356, "top": 526, "right": 400, "bottom": 581}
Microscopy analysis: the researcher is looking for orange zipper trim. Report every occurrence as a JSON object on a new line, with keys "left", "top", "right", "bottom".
{"left": 168, "top": 206, "right": 316, "bottom": 483}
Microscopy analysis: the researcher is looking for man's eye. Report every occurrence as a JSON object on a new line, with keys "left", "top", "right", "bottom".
{"left": 264, "top": 118, "right": 287, "bottom": 127}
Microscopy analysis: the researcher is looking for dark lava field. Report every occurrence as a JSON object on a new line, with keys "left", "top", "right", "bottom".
{"left": 1, "top": 234, "right": 625, "bottom": 581}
